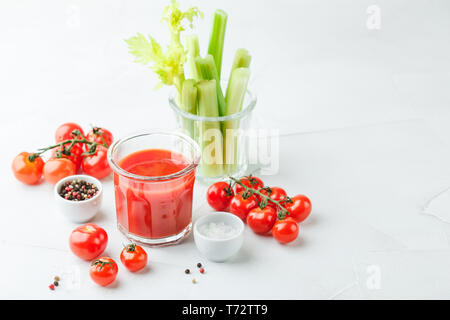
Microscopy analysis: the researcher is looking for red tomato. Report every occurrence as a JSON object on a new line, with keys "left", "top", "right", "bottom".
{"left": 51, "top": 143, "right": 84, "bottom": 171}
{"left": 259, "top": 186, "right": 287, "bottom": 208}
{"left": 235, "top": 176, "right": 264, "bottom": 194}
{"left": 43, "top": 158, "right": 76, "bottom": 184}
{"left": 87, "top": 127, "right": 114, "bottom": 147}
{"left": 89, "top": 257, "right": 118, "bottom": 287}
{"left": 229, "top": 193, "right": 258, "bottom": 221}
{"left": 82, "top": 145, "right": 111, "bottom": 179}
{"left": 120, "top": 244, "right": 148, "bottom": 272}
{"left": 272, "top": 217, "right": 299, "bottom": 244}
{"left": 11, "top": 152, "right": 45, "bottom": 185}
{"left": 206, "top": 181, "right": 234, "bottom": 211}
{"left": 55, "top": 122, "right": 84, "bottom": 143}
{"left": 69, "top": 224, "right": 108, "bottom": 261}
{"left": 284, "top": 194, "right": 312, "bottom": 223}
{"left": 247, "top": 206, "right": 277, "bottom": 234}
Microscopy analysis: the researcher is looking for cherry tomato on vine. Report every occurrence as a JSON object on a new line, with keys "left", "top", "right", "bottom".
{"left": 43, "top": 158, "right": 76, "bottom": 184}
{"left": 259, "top": 186, "right": 287, "bottom": 208}
{"left": 90, "top": 257, "right": 118, "bottom": 287}
{"left": 284, "top": 194, "right": 312, "bottom": 223}
{"left": 272, "top": 217, "right": 299, "bottom": 244}
{"left": 51, "top": 143, "right": 83, "bottom": 171}
{"left": 235, "top": 176, "right": 264, "bottom": 194}
{"left": 69, "top": 223, "right": 108, "bottom": 261}
{"left": 247, "top": 206, "right": 277, "bottom": 234}
{"left": 11, "top": 152, "right": 45, "bottom": 185}
{"left": 120, "top": 244, "right": 148, "bottom": 272}
{"left": 206, "top": 181, "right": 234, "bottom": 211}
{"left": 82, "top": 145, "right": 111, "bottom": 179}
{"left": 229, "top": 193, "right": 258, "bottom": 221}
{"left": 87, "top": 127, "right": 114, "bottom": 147}
{"left": 55, "top": 122, "right": 85, "bottom": 143}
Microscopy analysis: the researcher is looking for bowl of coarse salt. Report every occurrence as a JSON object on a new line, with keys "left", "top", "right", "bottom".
{"left": 193, "top": 212, "right": 244, "bottom": 262}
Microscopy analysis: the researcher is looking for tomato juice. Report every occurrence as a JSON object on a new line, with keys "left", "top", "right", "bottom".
{"left": 113, "top": 148, "right": 196, "bottom": 242}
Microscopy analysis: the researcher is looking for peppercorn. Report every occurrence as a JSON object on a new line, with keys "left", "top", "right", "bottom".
{"left": 53, "top": 281, "right": 59, "bottom": 286}
{"left": 192, "top": 278, "right": 197, "bottom": 284}
{"left": 199, "top": 268, "right": 205, "bottom": 274}
{"left": 49, "top": 284, "right": 55, "bottom": 290}
{"left": 59, "top": 179, "right": 99, "bottom": 201}
{"left": 54, "top": 276, "right": 60, "bottom": 281}
{"left": 185, "top": 269, "right": 190, "bottom": 274}
{"left": 197, "top": 262, "right": 202, "bottom": 268}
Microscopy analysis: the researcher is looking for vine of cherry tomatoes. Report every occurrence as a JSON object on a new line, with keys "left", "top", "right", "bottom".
{"left": 68, "top": 223, "right": 148, "bottom": 287}
{"left": 11, "top": 122, "right": 114, "bottom": 185}
{"left": 206, "top": 175, "right": 312, "bottom": 244}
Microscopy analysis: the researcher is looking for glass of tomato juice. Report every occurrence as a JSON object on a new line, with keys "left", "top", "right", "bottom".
{"left": 107, "top": 131, "right": 201, "bottom": 246}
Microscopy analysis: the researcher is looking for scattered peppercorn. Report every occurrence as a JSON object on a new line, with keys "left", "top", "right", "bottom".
{"left": 192, "top": 278, "right": 197, "bottom": 284}
{"left": 49, "top": 284, "right": 55, "bottom": 290}
{"left": 197, "top": 262, "right": 202, "bottom": 268}
{"left": 185, "top": 269, "right": 190, "bottom": 274}
{"left": 199, "top": 268, "right": 205, "bottom": 274}
{"left": 59, "top": 179, "right": 99, "bottom": 201}
{"left": 54, "top": 276, "right": 60, "bottom": 282}
{"left": 53, "top": 281, "right": 59, "bottom": 286}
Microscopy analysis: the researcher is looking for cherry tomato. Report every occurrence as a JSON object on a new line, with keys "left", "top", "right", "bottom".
{"left": 284, "top": 194, "right": 312, "bottom": 223}
{"left": 206, "top": 181, "right": 234, "bottom": 211}
{"left": 51, "top": 143, "right": 84, "bottom": 171}
{"left": 247, "top": 206, "right": 277, "bottom": 234}
{"left": 69, "top": 223, "right": 108, "bottom": 261}
{"left": 82, "top": 145, "right": 111, "bottom": 179}
{"left": 55, "top": 122, "right": 84, "bottom": 143}
{"left": 229, "top": 193, "right": 258, "bottom": 221}
{"left": 272, "top": 217, "right": 299, "bottom": 244}
{"left": 87, "top": 127, "right": 114, "bottom": 147}
{"left": 259, "top": 186, "right": 287, "bottom": 208}
{"left": 235, "top": 176, "right": 264, "bottom": 194}
{"left": 11, "top": 152, "right": 45, "bottom": 185}
{"left": 120, "top": 244, "right": 148, "bottom": 272}
{"left": 90, "top": 257, "right": 118, "bottom": 287}
{"left": 43, "top": 158, "right": 76, "bottom": 184}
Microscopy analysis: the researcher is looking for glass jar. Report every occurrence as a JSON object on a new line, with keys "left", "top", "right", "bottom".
{"left": 107, "top": 131, "right": 201, "bottom": 246}
{"left": 169, "top": 88, "right": 256, "bottom": 182}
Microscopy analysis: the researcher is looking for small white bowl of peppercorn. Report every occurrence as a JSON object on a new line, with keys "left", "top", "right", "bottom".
{"left": 54, "top": 174, "right": 103, "bottom": 223}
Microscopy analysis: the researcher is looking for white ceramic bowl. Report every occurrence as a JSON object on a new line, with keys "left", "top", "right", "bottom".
{"left": 194, "top": 212, "right": 244, "bottom": 262}
{"left": 54, "top": 174, "right": 103, "bottom": 223}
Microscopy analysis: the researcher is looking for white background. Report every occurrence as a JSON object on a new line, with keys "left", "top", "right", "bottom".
{"left": 1, "top": 0, "right": 450, "bottom": 299}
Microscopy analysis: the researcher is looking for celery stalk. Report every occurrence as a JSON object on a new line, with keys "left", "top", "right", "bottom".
{"left": 223, "top": 67, "right": 250, "bottom": 174}
{"left": 207, "top": 9, "right": 228, "bottom": 79}
{"left": 185, "top": 35, "right": 201, "bottom": 80}
{"left": 195, "top": 54, "right": 227, "bottom": 117}
{"left": 196, "top": 80, "right": 223, "bottom": 177}
{"left": 231, "top": 48, "right": 252, "bottom": 70}
{"left": 180, "top": 79, "right": 198, "bottom": 138}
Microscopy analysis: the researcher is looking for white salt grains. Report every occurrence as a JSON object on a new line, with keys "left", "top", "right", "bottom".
{"left": 198, "top": 221, "right": 239, "bottom": 239}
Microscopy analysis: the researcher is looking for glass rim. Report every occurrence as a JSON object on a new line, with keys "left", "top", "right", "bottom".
{"left": 107, "top": 130, "right": 201, "bottom": 182}
{"left": 168, "top": 88, "right": 257, "bottom": 122}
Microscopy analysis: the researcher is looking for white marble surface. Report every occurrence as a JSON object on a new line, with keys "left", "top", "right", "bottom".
{"left": 1, "top": 0, "right": 450, "bottom": 299}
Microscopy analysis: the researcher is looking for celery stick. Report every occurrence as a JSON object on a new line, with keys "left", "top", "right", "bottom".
{"left": 207, "top": 9, "right": 228, "bottom": 79}
{"left": 185, "top": 35, "right": 200, "bottom": 57}
{"left": 180, "top": 79, "right": 197, "bottom": 138}
{"left": 185, "top": 35, "right": 200, "bottom": 80}
{"left": 196, "top": 80, "right": 223, "bottom": 177}
{"left": 225, "top": 67, "right": 250, "bottom": 115}
{"left": 231, "top": 48, "right": 252, "bottom": 70}
{"left": 195, "top": 55, "right": 227, "bottom": 116}
{"left": 223, "top": 67, "right": 250, "bottom": 174}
